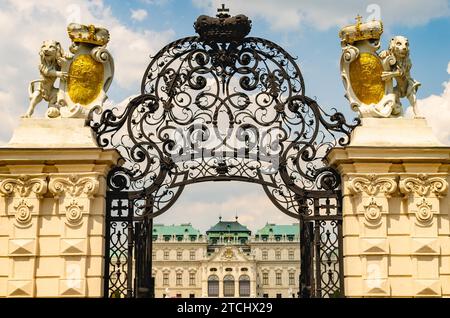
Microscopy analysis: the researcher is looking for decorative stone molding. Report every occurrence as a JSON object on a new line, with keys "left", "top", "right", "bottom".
{"left": 414, "top": 279, "right": 441, "bottom": 297}
{"left": 0, "top": 175, "right": 47, "bottom": 198}
{"left": 360, "top": 238, "right": 389, "bottom": 255}
{"left": 348, "top": 174, "right": 398, "bottom": 197}
{"left": 399, "top": 174, "right": 448, "bottom": 227}
{"left": 7, "top": 280, "right": 33, "bottom": 297}
{"left": 60, "top": 238, "right": 86, "bottom": 255}
{"left": 48, "top": 174, "right": 100, "bottom": 199}
{"left": 8, "top": 238, "right": 36, "bottom": 256}
{"left": 59, "top": 279, "right": 85, "bottom": 296}
{"left": 411, "top": 238, "right": 439, "bottom": 255}
{"left": 399, "top": 174, "right": 448, "bottom": 198}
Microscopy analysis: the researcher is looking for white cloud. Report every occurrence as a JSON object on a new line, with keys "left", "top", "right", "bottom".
{"left": 131, "top": 8, "right": 148, "bottom": 21}
{"left": 0, "top": 0, "right": 174, "bottom": 142}
{"left": 193, "top": 0, "right": 450, "bottom": 31}
{"left": 414, "top": 62, "right": 450, "bottom": 144}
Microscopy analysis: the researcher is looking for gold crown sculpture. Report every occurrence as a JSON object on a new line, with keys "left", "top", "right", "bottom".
{"left": 339, "top": 15, "right": 383, "bottom": 44}
{"left": 67, "top": 23, "right": 110, "bottom": 46}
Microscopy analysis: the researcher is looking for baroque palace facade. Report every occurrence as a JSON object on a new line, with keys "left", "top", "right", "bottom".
{"left": 152, "top": 218, "right": 300, "bottom": 298}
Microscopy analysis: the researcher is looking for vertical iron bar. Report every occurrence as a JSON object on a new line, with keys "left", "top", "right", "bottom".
{"left": 126, "top": 199, "right": 134, "bottom": 298}
{"left": 337, "top": 192, "right": 345, "bottom": 297}
{"left": 103, "top": 193, "right": 112, "bottom": 298}
{"left": 314, "top": 198, "right": 321, "bottom": 298}
{"left": 148, "top": 216, "right": 154, "bottom": 297}
{"left": 299, "top": 196, "right": 312, "bottom": 298}
{"left": 134, "top": 221, "right": 142, "bottom": 298}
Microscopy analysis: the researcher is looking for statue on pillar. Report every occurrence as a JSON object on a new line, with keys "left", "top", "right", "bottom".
{"left": 339, "top": 16, "right": 420, "bottom": 118}
{"left": 22, "top": 23, "right": 114, "bottom": 119}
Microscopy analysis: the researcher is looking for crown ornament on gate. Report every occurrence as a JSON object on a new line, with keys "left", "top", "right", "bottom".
{"left": 194, "top": 4, "right": 252, "bottom": 42}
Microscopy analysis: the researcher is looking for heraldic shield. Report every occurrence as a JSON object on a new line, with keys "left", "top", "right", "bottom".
{"left": 58, "top": 23, "right": 114, "bottom": 118}
{"left": 339, "top": 17, "right": 401, "bottom": 118}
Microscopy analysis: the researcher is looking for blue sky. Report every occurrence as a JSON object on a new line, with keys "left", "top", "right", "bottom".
{"left": 99, "top": 0, "right": 450, "bottom": 132}
{"left": 0, "top": 0, "right": 449, "bottom": 231}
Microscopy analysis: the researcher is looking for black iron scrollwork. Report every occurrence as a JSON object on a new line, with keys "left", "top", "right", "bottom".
{"left": 91, "top": 7, "right": 359, "bottom": 298}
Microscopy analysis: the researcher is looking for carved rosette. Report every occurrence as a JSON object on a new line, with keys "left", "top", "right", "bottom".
{"left": 13, "top": 199, "right": 33, "bottom": 228}
{"left": 65, "top": 199, "right": 84, "bottom": 226}
{"left": 363, "top": 197, "right": 383, "bottom": 226}
{"left": 399, "top": 174, "right": 448, "bottom": 226}
{"left": 415, "top": 197, "right": 433, "bottom": 225}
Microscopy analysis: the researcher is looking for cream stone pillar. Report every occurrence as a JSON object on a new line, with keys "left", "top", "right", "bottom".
{"left": 328, "top": 118, "right": 450, "bottom": 297}
{"left": 0, "top": 118, "right": 119, "bottom": 297}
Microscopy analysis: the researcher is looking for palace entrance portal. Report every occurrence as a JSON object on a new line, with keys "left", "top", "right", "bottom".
{"left": 89, "top": 7, "right": 358, "bottom": 298}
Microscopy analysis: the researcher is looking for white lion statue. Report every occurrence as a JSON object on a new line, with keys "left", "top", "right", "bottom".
{"left": 22, "top": 40, "right": 71, "bottom": 118}
{"left": 380, "top": 35, "right": 421, "bottom": 117}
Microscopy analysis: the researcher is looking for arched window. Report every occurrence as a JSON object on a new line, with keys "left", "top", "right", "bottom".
{"left": 239, "top": 275, "right": 250, "bottom": 297}
{"left": 208, "top": 275, "right": 219, "bottom": 297}
{"left": 223, "top": 275, "right": 235, "bottom": 297}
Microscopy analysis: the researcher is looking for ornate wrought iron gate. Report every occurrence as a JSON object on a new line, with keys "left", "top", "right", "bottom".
{"left": 89, "top": 7, "right": 358, "bottom": 298}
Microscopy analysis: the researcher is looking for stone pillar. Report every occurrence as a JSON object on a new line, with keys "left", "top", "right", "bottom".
{"left": 328, "top": 118, "right": 450, "bottom": 297}
{"left": 0, "top": 118, "right": 118, "bottom": 297}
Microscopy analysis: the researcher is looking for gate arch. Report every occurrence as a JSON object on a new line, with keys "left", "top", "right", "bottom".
{"left": 89, "top": 8, "right": 358, "bottom": 298}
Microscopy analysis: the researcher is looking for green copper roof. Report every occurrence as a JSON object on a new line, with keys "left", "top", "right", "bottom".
{"left": 153, "top": 223, "right": 201, "bottom": 236}
{"left": 255, "top": 223, "right": 299, "bottom": 236}
{"left": 206, "top": 219, "right": 251, "bottom": 234}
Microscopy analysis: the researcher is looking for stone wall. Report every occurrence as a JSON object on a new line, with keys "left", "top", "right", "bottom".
{"left": 329, "top": 118, "right": 450, "bottom": 297}
{"left": 0, "top": 118, "right": 118, "bottom": 297}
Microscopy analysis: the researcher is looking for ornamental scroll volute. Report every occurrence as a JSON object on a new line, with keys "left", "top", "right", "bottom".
{"left": 48, "top": 174, "right": 100, "bottom": 227}
{"left": 0, "top": 175, "right": 47, "bottom": 228}
{"left": 399, "top": 174, "right": 448, "bottom": 227}
{"left": 339, "top": 16, "right": 400, "bottom": 118}
{"left": 348, "top": 174, "right": 398, "bottom": 228}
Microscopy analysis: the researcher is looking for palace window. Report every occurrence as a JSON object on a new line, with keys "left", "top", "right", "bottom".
{"left": 164, "top": 250, "right": 169, "bottom": 260}
{"left": 176, "top": 272, "right": 182, "bottom": 286}
{"left": 289, "top": 272, "right": 295, "bottom": 285}
{"left": 152, "top": 250, "right": 156, "bottom": 259}
{"left": 177, "top": 251, "right": 182, "bottom": 260}
{"left": 163, "top": 273, "right": 169, "bottom": 286}
{"left": 276, "top": 250, "right": 281, "bottom": 260}
{"left": 276, "top": 272, "right": 282, "bottom": 285}
{"left": 189, "top": 272, "right": 196, "bottom": 286}
{"left": 288, "top": 250, "right": 294, "bottom": 260}
{"left": 223, "top": 275, "right": 235, "bottom": 297}
{"left": 239, "top": 275, "right": 250, "bottom": 297}
{"left": 190, "top": 250, "right": 195, "bottom": 260}
{"left": 262, "top": 273, "right": 268, "bottom": 285}
{"left": 276, "top": 293, "right": 282, "bottom": 298}
{"left": 262, "top": 250, "right": 268, "bottom": 260}
{"left": 208, "top": 275, "right": 219, "bottom": 297}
